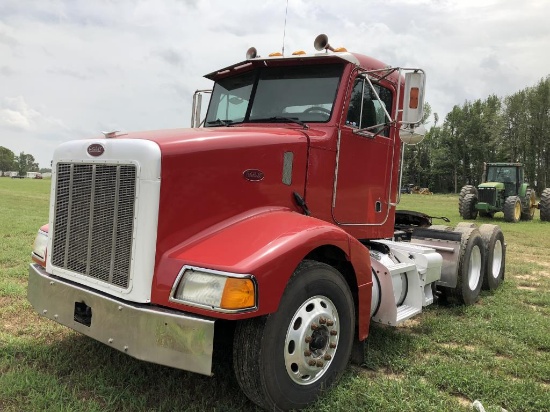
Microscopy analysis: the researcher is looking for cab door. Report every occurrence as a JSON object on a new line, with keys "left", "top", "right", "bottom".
{"left": 332, "top": 77, "right": 395, "bottom": 226}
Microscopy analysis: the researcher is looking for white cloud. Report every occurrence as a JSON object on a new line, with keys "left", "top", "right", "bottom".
{"left": 0, "top": 96, "right": 67, "bottom": 132}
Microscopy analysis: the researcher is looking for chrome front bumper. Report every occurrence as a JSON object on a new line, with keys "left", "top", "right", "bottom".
{"left": 28, "top": 264, "right": 215, "bottom": 376}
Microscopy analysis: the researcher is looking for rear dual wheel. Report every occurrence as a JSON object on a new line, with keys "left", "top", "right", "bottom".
{"left": 479, "top": 224, "right": 505, "bottom": 290}
{"left": 233, "top": 261, "right": 354, "bottom": 411}
{"left": 445, "top": 227, "right": 485, "bottom": 305}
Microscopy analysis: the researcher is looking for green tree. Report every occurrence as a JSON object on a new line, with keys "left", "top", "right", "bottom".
{"left": 16, "top": 152, "right": 39, "bottom": 176}
{"left": 0, "top": 146, "right": 16, "bottom": 173}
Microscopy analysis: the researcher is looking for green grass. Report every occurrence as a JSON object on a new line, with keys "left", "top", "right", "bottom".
{"left": 1, "top": 182, "right": 549, "bottom": 411}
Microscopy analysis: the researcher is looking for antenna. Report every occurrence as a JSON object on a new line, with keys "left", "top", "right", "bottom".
{"left": 282, "top": 0, "right": 289, "bottom": 55}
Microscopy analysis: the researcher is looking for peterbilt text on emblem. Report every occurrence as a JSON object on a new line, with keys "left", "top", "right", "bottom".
{"left": 243, "top": 169, "right": 264, "bottom": 181}
{"left": 87, "top": 144, "right": 105, "bottom": 157}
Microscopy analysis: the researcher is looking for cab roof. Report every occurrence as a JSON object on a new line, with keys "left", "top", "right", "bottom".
{"left": 204, "top": 51, "right": 401, "bottom": 85}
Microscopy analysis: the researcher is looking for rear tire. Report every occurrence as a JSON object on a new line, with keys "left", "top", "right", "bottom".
{"left": 479, "top": 224, "right": 505, "bottom": 290}
{"left": 459, "top": 185, "right": 478, "bottom": 217}
{"left": 445, "top": 227, "right": 485, "bottom": 305}
{"left": 462, "top": 194, "right": 478, "bottom": 220}
{"left": 503, "top": 196, "right": 521, "bottom": 223}
{"left": 521, "top": 188, "right": 536, "bottom": 220}
{"left": 540, "top": 188, "right": 550, "bottom": 221}
{"left": 233, "top": 260, "right": 354, "bottom": 411}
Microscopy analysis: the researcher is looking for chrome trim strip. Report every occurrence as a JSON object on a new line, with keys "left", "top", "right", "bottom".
{"left": 28, "top": 264, "right": 215, "bottom": 376}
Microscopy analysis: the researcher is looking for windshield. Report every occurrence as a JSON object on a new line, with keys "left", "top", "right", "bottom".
{"left": 205, "top": 64, "right": 343, "bottom": 126}
{"left": 487, "top": 166, "right": 517, "bottom": 184}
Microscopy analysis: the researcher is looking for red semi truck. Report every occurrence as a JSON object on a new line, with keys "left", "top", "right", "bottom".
{"left": 29, "top": 35, "right": 505, "bottom": 411}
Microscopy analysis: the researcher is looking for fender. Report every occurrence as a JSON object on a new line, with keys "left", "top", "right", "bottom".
{"left": 152, "top": 207, "right": 373, "bottom": 338}
{"left": 519, "top": 183, "right": 529, "bottom": 198}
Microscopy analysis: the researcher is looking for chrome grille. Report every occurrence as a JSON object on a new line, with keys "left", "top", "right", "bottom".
{"left": 478, "top": 187, "right": 496, "bottom": 205}
{"left": 51, "top": 163, "right": 137, "bottom": 288}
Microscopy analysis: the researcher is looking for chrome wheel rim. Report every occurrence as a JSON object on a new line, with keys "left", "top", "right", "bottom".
{"left": 468, "top": 245, "right": 482, "bottom": 290}
{"left": 284, "top": 295, "right": 339, "bottom": 385}
{"left": 491, "top": 239, "right": 503, "bottom": 279}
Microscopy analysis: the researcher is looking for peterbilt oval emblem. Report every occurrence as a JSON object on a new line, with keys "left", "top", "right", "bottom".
{"left": 243, "top": 169, "right": 264, "bottom": 181}
{"left": 87, "top": 143, "right": 105, "bottom": 157}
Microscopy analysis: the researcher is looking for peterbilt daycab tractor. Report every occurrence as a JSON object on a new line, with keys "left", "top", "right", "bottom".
{"left": 29, "top": 35, "right": 505, "bottom": 411}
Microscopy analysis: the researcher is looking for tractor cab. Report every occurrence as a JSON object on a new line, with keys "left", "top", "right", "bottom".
{"left": 483, "top": 163, "right": 523, "bottom": 197}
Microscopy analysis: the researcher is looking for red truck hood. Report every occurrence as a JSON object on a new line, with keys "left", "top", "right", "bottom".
{"left": 116, "top": 126, "right": 312, "bottom": 278}
{"left": 116, "top": 126, "right": 309, "bottom": 155}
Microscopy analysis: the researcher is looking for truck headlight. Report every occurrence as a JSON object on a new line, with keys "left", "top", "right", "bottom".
{"left": 170, "top": 266, "right": 256, "bottom": 312}
{"left": 32, "top": 228, "right": 48, "bottom": 266}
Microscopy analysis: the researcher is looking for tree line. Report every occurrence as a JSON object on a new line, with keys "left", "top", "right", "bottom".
{"left": 0, "top": 146, "right": 44, "bottom": 176}
{"left": 403, "top": 76, "right": 550, "bottom": 195}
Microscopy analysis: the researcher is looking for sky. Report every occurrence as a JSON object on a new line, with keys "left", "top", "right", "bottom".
{"left": 1, "top": 0, "right": 549, "bottom": 169}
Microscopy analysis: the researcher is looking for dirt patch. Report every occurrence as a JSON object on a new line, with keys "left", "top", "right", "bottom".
{"left": 440, "top": 342, "right": 476, "bottom": 352}
{"left": 354, "top": 365, "right": 405, "bottom": 381}
{"left": 400, "top": 319, "right": 421, "bottom": 328}
{"left": 517, "top": 286, "right": 537, "bottom": 291}
{"left": 453, "top": 394, "right": 472, "bottom": 408}
{"left": 537, "top": 271, "right": 550, "bottom": 279}
{"left": 0, "top": 296, "right": 15, "bottom": 307}
{"left": 515, "top": 274, "right": 536, "bottom": 281}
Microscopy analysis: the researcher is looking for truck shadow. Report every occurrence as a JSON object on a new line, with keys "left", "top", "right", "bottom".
{"left": 13, "top": 333, "right": 259, "bottom": 411}
{"left": 13, "top": 322, "right": 420, "bottom": 411}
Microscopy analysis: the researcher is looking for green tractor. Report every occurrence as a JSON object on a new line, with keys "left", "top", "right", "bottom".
{"left": 459, "top": 162, "right": 550, "bottom": 223}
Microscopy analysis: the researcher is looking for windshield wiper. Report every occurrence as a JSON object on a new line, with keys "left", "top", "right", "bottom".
{"left": 249, "top": 116, "right": 309, "bottom": 130}
{"left": 206, "top": 118, "right": 234, "bottom": 126}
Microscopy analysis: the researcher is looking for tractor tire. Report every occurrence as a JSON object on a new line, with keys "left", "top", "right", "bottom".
{"left": 479, "top": 224, "right": 505, "bottom": 290}
{"left": 540, "top": 188, "right": 550, "bottom": 221}
{"left": 444, "top": 227, "right": 485, "bottom": 305}
{"left": 233, "top": 260, "right": 354, "bottom": 411}
{"left": 461, "top": 193, "right": 478, "bottom": 220}
{"left": 503, "top": 196, "right": 522, "bottom": 223}
{"left": 521, "top": 188, "right": 536, "bottom": 221}
{"left": 459, "top": 185, "right": 478, "bottom": 217}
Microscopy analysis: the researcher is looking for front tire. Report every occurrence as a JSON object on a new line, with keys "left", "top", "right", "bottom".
{"left": 233, "top": 261, "right": 355, "bottom": 411}
{"left": 503, "top": 196, "right": 521, "bottom": 223}
{"left": 521, "top": 188, "right": 536, "bottom": 220}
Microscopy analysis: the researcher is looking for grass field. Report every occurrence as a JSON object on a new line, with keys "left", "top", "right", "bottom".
{"left": 1, "top": 178, "right": 549, "bottom": 412}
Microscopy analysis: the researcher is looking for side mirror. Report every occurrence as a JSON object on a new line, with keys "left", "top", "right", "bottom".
{"left": 402, "top": 71, "right": 426, "bottom": 125}
{"left": 190, "top": 89, "right": 212, "bottom": 128}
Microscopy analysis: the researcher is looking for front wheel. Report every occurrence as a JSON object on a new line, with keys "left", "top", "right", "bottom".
{"left": 503, "top": 196, "right": 521, "bottom": 223}
{"left": 521, "top": 188, "right": 536, "bottom": 220}
{"left": 233, "top": 261, "right": 355, "bottom": 411}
